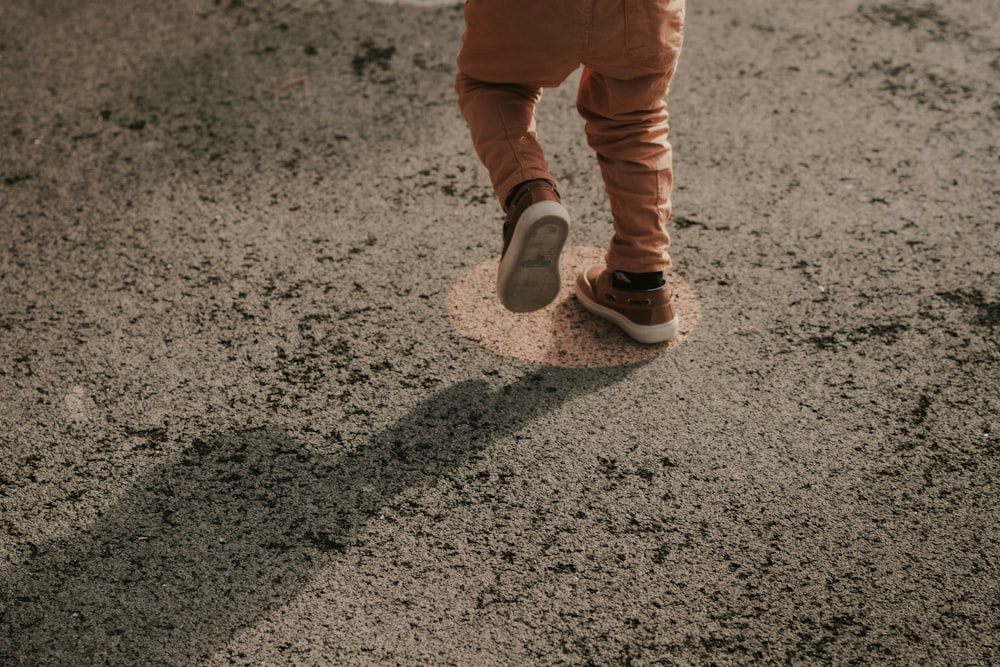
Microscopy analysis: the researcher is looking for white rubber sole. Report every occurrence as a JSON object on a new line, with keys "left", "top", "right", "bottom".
{"left": 497, "top": 200, "right": 570, "bottom": 313}
{"left": 575, "top": 271, "right": 679, "bottom": 344}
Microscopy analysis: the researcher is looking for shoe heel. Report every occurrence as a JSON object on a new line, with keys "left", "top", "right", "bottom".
{"left": 497, "top": 202, "right": 570, "bottom": 313}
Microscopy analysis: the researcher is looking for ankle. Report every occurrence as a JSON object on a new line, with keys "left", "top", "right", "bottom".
{"left": 504, "top": 178, "right": 557, "bottom": 210}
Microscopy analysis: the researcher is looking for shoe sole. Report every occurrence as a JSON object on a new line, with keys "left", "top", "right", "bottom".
{"left": 497, "top": 200, "right": 570, "bottom": 313}
{"left": 575, "top": 270, "right": 680, "bottom": 344}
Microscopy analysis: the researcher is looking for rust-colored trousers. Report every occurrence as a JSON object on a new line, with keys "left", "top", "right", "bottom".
{"left": 455, "top": 0, "right": 685, "bottom": 273}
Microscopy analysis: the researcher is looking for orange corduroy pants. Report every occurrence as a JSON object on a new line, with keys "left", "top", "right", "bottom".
{"left": 455, "top": 0, "right": 685, "bottom": 273}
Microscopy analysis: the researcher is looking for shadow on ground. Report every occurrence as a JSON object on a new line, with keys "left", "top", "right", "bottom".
{"left": 0, "top": 364, "right": 640, "bottom": 665}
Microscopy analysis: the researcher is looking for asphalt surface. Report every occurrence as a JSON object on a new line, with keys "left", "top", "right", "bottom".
{"left": 2, "top": 0, "right": 998, "bottom": 664}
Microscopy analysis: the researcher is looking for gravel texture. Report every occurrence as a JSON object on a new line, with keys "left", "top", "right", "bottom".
{"left": 1, "top": 0, "right": 998, "bottom": 665}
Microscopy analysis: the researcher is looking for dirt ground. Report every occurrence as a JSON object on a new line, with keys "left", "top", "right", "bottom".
{"left": 1, "top": 0, "right": 998, "bottom": 664}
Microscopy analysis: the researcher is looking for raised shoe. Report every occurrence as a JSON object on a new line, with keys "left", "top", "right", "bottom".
{"left": 496, "top": 180, "right": 571, "bottom": 313}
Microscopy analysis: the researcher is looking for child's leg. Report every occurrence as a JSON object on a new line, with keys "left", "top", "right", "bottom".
{"left": 576, "top": 0, "right": 685, "bottom": 275}
{"left": 454, "top": 76, "right": 551, "bottom": 208}
{"left": 455, "top": 0, "right": 582, "bottom": 207}
{"left": 577, "top": 70, "right": 676, "bottom": 274}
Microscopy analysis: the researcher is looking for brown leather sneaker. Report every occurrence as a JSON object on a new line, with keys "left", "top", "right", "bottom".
{"left": 574, "top": 264, "right": 679, "bottom": 344}
{"left": 497, "top": 180, "right": 570, "bottom": 313}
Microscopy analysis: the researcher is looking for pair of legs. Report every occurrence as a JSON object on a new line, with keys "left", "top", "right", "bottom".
{"left": 455, "top": 0, "right": 685, "bottom": 275}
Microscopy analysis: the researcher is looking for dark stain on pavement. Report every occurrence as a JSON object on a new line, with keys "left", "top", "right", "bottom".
{"left": 937, "top": 289, "right": 1000, "bottom": 328}
{"left": 352, "top": 38, "right": 397, "bottom": 77}
{"left": 856, "top": 2, "right": 964, "bottom": 39}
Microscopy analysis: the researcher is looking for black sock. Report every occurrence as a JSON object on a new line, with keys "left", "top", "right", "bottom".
{"left": 612, "top": 270, "right": 665, "bottom": 291}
